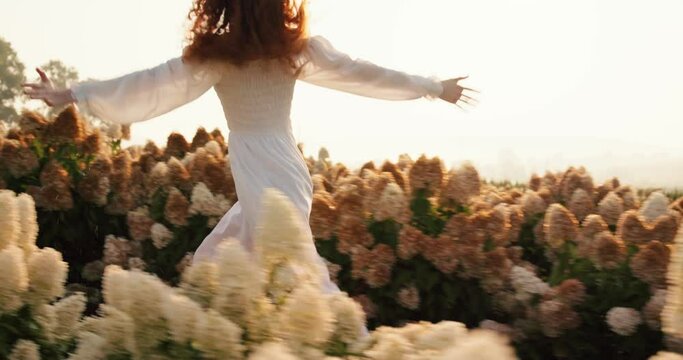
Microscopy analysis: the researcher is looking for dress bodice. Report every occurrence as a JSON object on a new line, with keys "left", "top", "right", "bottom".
{"left": 70, "top": 35, "right": 444, "bottom": 130}
{"left": 214, "top": 60, "right": 297, "bottom": 134}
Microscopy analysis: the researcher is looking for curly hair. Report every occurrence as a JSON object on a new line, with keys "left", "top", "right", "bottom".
{"left": 182, "top": 0, "right": 309, "bottom": 72}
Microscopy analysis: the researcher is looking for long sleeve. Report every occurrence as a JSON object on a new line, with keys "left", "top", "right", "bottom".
{"left": 296, "top": 35, "right": 443, "bottom": 100}
{"left": 70, "top": 56, "right": 223, "bottom": 125}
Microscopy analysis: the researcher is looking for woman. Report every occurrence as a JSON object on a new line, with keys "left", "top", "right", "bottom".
{"left": 22, "top": 0, "right": 477, "bottom": 295}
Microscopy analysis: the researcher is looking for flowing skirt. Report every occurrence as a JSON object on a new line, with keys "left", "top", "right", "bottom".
{"left": 192, "top": 129, "right": 340, "bottom": 295}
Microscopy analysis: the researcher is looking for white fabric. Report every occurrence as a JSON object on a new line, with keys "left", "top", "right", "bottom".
{"left": 70, "top": 35, "right": 443, "bottom": 296}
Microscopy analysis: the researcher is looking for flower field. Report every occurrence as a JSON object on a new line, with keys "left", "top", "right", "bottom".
{"left": 0, "top": 106, "right": 682, "bottom": 359}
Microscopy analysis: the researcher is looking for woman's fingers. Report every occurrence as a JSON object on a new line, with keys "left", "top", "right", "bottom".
{"left": 461, "top": 93, "right": 478, "bottom": 101}
{"left": 459, "top": 96, "right": 478, "bottom": 106}
{"left": 461, "top": 98, "right": 479, "bottom": 106}
{"left": 22, "top": 82, "right": 56, "bottom": 106}
{"left": 23, "top": 87, "right": 42, "bottom": 95}
{"left": 459, "top": 97, "right": 475, "bottom": 105}
{"left": 24, "top": 89, "right": 48, "bottom": 100}
{"left": 461, "top": 86, "right": 480, "bottom": 93}
{"left": 25, "top": 89, "right": 45, "bottom": 98}
{"left": 36, "top": 67, "right": 50, "bottom": 83}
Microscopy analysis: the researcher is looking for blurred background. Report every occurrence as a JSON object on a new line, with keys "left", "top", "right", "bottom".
{"left": 1, "top": 0, "right": 682, "bottom": 189}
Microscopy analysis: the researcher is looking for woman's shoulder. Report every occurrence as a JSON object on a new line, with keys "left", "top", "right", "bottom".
{"left": 296, "top": 35, "right": 347, "bottom": 68}
{"left": 302, "top": 35, "right": 334, "bottom": 51}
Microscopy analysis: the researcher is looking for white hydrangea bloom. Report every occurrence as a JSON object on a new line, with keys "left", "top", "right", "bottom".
{"left": 436, "top": 329, "right": 517, "bottom": 360}
{"left": 296, "top": 346, "right": 328, "bottom": 360}
{"left": 649, "top": 352, "right": 683, "bottom": 360}
{"left": 193, "top": 309, "right": 245, "bottom": 359}
{"left": 640, "top": 191, "right": 670, "bottom": 223}
{"left": 33, "top": 303, "right": 57, "bottom": 342}
{"left": 328, "top": 292, "right": 367, "bottom": 344}
{"left": 180, "top": 260, "right": 219, "bottom": 308}
{"left": 8, "top": 339, "right": 40, "bottom": 360}
{"left": 148, "top": 162, "right": 170, "bottom": 191}
{"left": 0, "top": 190, "right": 20, "bottom": 251}
{"left": 407, "top": 350, "right": 442, "bottom": 360}
{"left": 211, "top": 239, "right": 265, "bottom": 325}
{"left": 207, "top": 216, "right": 220, "bottom": 227}
{"left": 598, "top": 192, "right": 624, "bottom": 226}
{"left": 53, "top": 292, "right": 87, "bottom": 342}
{"left": 96, "top": 304, "right": 136, "bottom": 354}
{"left": 267, "top": 261, "right": 304, "bottom": 304}
{"left": 126, "top": 270, "right": 170, "bottom": 352}
{"left": 104, "top": 122, "right": 123, "bottom": 139}
{"left": 510, "top": 266, "right": 550, "bottom": 302}
{"left": 254, "top": 188, "right": 320, "bottom": 276}
{"left": 244, "top": 296, "right": 276, "bottom": 343}
{"left": 66, "top": 331, "right": 108, "bottom": 360}
{"left": 373, "top": 182, "right": 408, "bottom": 222}
{"left": 25, "top": 247, "right": 68, "bottom": 306}
{"left": 150, "top": 223, "right": 173, "bottom": 250}
{"left": 0, "top": 245, "right": 28, "bottom": 312}
{"left": 204, "top": 140, "right": 223, "bottom": 158}
{"left": 520, "top": 190, "right": 546, "bottom": 218}
{"left": 414, "top": 321, "right": 468, "bottom": 352}
{"left": 101, "top": 265, "right": 133, "bottom": 314}
{"left": 392, "top": 322, "right": 432, "bottom": 344}
{"left": 16, "top": 193, "right": 38, "bottom": 257}
{"left": 181, "top": 152, "right": 195, "bottom": 167}
{"left": 277, "top": 282, "right": 334, "bottom": 349}
{"left": 366, "top": 332, "right": 414, "bottom": 360}
{"left": 606, "top": 307, "right": 642, "bottom": 336}
{"left": 248, "top": 341, "right": 298, "bottom": 360}
{"left": 189, "top": 182, "right": 231, "bottom": 217}
{"left": 163, "top": 291, "right": 203, "bottom": 343}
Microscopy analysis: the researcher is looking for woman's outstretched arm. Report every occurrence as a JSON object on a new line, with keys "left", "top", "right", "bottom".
{"left": 24, "top": 56, "right": 223, "bottom": 124}
{"left": 296, "top": 35, "right": 478, "bottom": 107}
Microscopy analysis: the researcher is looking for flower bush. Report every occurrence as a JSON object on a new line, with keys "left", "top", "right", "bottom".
{"left": 0, "top": 107, "right": 235, "bottom": 312}
{"left": 27, "top": 187, "right": 515, "bottom": 359}
{"left": 2, "top": 106, "right": 683, "bottom": 359}
{"left": 308, "top": 154, "right": 683, "bottom": 359}
{"left": 0, "top": 189, "right": 85, "bottom": 359}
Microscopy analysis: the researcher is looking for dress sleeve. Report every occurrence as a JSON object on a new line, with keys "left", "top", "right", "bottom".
{"left": 70, "top": 56, "right": 223, "bottom": 125}
{"left": 296, "top": 35, "right": 443, "bottom": 101}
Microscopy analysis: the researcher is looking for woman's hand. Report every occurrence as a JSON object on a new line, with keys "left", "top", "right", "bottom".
{"left": 439, "top": 76, "right": 479, "bottom": 111}
{"left": 22, "top": 67, "right": 76, "bottom": 107}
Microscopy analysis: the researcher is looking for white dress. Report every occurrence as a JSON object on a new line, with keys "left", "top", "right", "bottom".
{"left": 71, "top": 35, "right": 444, "bottom": 295}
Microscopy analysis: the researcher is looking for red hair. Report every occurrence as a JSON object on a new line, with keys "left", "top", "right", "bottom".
{"left": 182, "top": 0, "right": 309, "bottom": 72}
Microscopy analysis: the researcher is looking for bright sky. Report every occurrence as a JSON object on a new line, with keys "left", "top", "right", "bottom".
{"left": 2, "top": 0, "right": 682, "bottom": 189}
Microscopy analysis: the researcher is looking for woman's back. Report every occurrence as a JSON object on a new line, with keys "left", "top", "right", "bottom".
{"left": 215, "top": 59, "right": 298, "bottom": 134}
